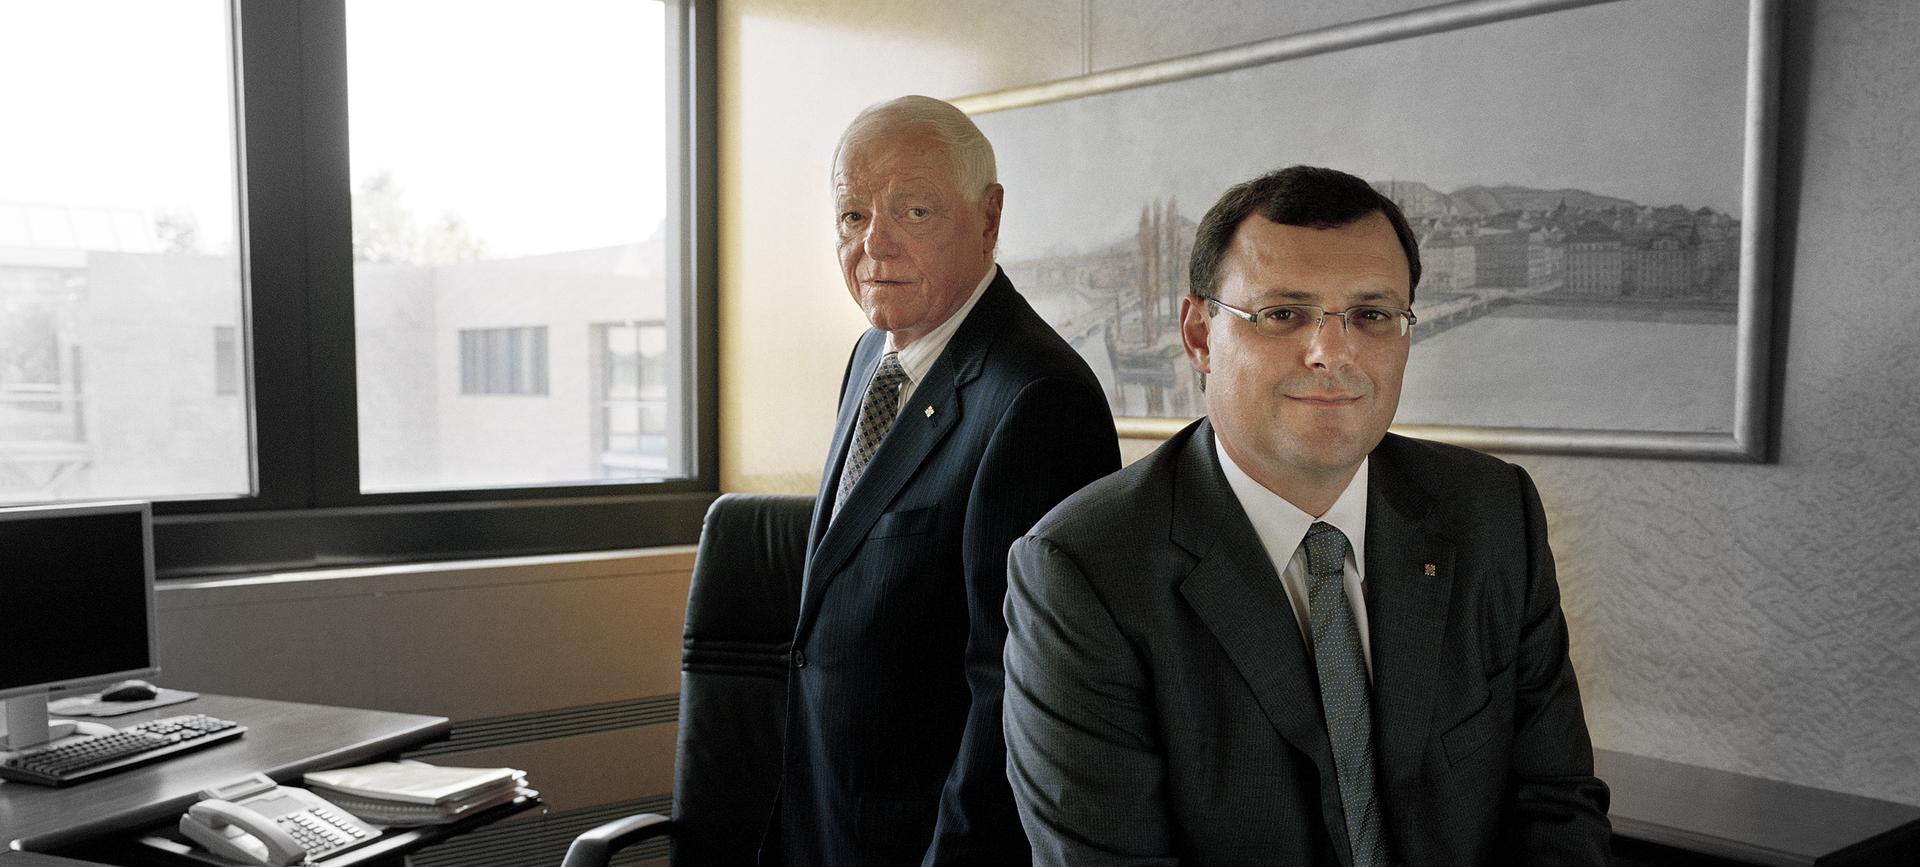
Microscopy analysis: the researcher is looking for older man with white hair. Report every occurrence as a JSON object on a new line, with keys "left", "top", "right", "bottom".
{"left": 762, "top": 95, "right": 1119, "bottom": 865}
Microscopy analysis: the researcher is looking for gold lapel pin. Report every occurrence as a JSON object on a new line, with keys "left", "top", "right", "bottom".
{"left": 1423, "top": 564, "right": 1438, "bottom": 577}
{"left": 924, "top": 405, "right": 936, "bottom": 418}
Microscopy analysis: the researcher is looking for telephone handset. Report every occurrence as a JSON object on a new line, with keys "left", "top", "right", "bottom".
{"left": 178, "top": 773, "right": 382, "bottom": 866}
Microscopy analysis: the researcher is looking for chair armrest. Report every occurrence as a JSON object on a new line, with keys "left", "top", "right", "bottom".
{"left": 559, "top": 812, "right": 671, "bottom": 867}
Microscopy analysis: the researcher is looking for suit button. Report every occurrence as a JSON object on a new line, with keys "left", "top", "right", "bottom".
{"left": 792, "top": 650, "right": 808, "bottom": 668}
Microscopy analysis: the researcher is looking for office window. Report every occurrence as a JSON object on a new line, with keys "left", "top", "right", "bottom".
{"left": 594, "top": 321, "right": 670, "bottom": 478}
{"left": 0, "top": 2, "right": 249, "bottom": 505}
{"left": 0, "top": 1, "right": 716, "bottom": 575}
{"left": 459, "top": 327, "right": 549, "bottom": 397}
{"left": 348, "top": 0, "right": 689, "bottom": 493}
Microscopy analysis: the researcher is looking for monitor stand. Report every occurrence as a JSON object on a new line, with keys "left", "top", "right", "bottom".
{"left": 1, "top": 692, "right": 115, "bottom": 752}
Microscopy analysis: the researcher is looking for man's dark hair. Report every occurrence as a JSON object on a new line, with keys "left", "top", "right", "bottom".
{"left": 1188, "top": 165, "right": 1421, "bottom": 304}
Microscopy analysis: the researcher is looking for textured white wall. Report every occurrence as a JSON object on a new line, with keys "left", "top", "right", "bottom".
{"left": 1527, "top": 0, "right": 1920, "bottom": 806}
{"left": 718, "top": 0, "right": 1920, "bottom": 805}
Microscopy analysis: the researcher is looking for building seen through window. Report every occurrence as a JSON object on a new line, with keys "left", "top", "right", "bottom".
{"left": 0, "top": 0, "right": 694, "bottom": 508}
{"left": 0, "top": 2, "right": 248, "bottom": 505}
{"left": 348, "top": 0, "right": 685, "bottom": 493}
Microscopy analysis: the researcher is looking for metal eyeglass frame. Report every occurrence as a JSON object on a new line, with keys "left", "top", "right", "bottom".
{"left": 1198, "top": 294, "right": 1418, "bottom": 339}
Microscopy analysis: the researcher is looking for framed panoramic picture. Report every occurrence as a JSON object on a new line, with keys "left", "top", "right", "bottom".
{"left": 961, "top": 0, "right": 1780, "bottom": 460}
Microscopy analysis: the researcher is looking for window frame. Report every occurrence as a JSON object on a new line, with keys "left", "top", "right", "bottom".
{"left": 151, "top": 0, "right": 719, "bottom": 578}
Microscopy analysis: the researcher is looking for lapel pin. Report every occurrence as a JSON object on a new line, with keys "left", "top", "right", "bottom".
{"left": 924, "top": 405, "right": 936, "bottom": 418}
{"left": 1423, "top": 564, "right": 1438, "bottom": 577}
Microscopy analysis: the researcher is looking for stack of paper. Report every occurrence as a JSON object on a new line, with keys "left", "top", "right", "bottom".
{"left": 304, "top": 760, "right": 532, "bottom": 826}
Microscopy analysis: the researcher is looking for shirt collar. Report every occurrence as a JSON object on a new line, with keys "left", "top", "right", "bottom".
{"left": 1215, "top": 434, "right": 1370, "bottom": 576}
{"left": 889, "top": 264, "right": 996, "bottom": 384}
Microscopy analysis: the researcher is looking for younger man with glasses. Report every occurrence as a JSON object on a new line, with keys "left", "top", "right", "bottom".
{"left": 1003, "top": 165, "right": 1611, "bottom": 865}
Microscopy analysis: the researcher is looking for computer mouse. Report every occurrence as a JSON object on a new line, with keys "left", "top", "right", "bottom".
{"left": 101, "top": 679, "right": 160, "bottom": 702}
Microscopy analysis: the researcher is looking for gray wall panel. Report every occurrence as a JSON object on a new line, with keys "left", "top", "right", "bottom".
{"left": 152, "top": 549, "right": 694, "bottom": 817}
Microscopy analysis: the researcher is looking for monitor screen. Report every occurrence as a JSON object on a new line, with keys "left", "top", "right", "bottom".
{"left": 0, "top": 501, "right": 157, "bottom": 701}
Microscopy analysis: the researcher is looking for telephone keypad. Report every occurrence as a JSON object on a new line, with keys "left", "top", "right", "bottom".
{"left": 276, "top": 811, "right": 359, "bottom": 855}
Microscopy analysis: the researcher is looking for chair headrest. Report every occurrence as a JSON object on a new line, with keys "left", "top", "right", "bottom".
{"left": 683, "top": 493, "right": 812, "bottom": 645}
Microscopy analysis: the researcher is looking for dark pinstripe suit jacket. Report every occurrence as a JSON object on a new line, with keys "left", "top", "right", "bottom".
{"left": 1003, "top": 419, "right": 1610, "bottom": 866}
{"left": 770, "top": 268, "right": 1120, "bottom": 865}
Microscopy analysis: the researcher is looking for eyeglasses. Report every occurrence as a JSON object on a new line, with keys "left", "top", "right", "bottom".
{"left": 1199, "top": 295, "right": 1417, "bottom": 341}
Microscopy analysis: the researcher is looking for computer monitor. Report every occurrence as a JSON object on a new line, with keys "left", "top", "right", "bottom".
{"left": 0, "top": 500, "right": 157, "bottom": 751}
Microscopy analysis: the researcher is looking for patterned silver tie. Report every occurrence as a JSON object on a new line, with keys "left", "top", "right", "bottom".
{"left": 1304, "top": 521, "right": 1388, "bottom": 867}
{"left": 832, "top": 352, "right": 909, "bottom": 519}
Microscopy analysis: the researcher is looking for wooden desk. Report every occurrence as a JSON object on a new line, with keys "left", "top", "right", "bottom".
{"left": 0, "top": 695, "right": 459, "bottom": 863}
{"left": 1601, "top": 749, "right": 1920, "bottom": 866}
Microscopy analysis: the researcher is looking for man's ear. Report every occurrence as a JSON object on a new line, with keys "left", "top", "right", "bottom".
{"left": 980, "top": 183, "right": 1004, "bottom": 252}
{"left": 1179, "top": 294, "right": 1212, "bottom": 375}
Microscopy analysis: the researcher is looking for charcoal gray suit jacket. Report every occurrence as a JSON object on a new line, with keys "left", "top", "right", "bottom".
{"left": 770, "top": 267, "right": 1120, "bottom": 866}
{"left": 1003, "top": 418, "right": 1610, "bottom": 866}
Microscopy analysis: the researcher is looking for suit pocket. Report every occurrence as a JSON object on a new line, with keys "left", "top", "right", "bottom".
{"left": 1441, "top": 663, "right": 1512, "bottom": 766}
{"left": 870, "top": 505, "right": 938, "bottom": 539}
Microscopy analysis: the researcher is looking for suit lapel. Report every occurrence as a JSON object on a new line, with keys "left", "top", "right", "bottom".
{"left": 796, "top": 273, "right": 1009, "bottom": 635}
{"left": 1172, "top": 424, "right": 1338, "bottom": 781}
{"left": 804, "top": 335, "right": 882, "bottom": 581}
{"left": 1362, "top": 439, "right": 1456, "bottom": 786}
{"left": 802, "top": 358, "right": 963, "bottom": 606}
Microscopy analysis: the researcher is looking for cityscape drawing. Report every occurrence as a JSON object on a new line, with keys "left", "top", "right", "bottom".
{"left": 975, "top": 0, "right": 1759, "bottom": 440}
{"left": 1002, "top": 181, "right": 1742, "bottom": 426}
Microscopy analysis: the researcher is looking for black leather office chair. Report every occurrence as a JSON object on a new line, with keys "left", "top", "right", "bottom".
{"left": 562, "top": 493, "right": 812, "bottom": 867}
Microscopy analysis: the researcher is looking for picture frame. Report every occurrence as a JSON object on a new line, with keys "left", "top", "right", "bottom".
{"left": 959, "top": 0, "right": 1780, "bottom": 460}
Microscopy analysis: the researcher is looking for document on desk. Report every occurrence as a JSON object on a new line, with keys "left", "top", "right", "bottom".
{"left": 299, "top": 784, "right": 535, "bottom": 827}
{"left": 304, "top": 760, "right": 522, "bottom": 804}
{"left": 303, "top": 760, "right": 530, "bottom": 826}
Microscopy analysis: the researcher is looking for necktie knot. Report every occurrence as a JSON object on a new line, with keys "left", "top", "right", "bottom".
{"left": 832, "top": 352, "right": 910, "bottom": 520}
{"left": 871, "top": 351, "right": 908, "bottom": 390}
{"left": 1304, "top": 521, "right": 1349, "bottom": 577}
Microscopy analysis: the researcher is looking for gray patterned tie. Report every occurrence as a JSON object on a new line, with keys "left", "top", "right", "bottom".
{"left": 832, "top": 352, "right": 909, "bottom": 520}
{"left": 1304, "top": 521, "right": 1389, "bottom": 867}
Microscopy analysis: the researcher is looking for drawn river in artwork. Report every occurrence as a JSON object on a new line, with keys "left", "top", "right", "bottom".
{"left": 1397, "top": 301, "right": 1737, "bottom": 434}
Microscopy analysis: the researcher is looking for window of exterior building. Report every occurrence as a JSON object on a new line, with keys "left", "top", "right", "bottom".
{"left": 458, "top": 327, "right": 550, "bottom": 397}
{"left": 214, "top": 326, "right": 239, "bottom": 396}
{"left": 593, "top": 321, "right": 669, "bottom": 478}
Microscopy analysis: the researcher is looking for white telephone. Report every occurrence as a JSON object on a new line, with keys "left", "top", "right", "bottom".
{"left": 178, "top": 773, "right": 382, "bottom": 866}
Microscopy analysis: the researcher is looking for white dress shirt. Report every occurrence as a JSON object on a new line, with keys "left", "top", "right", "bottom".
{"left": 889, "top": 266, "right": 995, "bottom": 414}
{"left": 1215, "top": 437, "right": 1374, "bottom": 676}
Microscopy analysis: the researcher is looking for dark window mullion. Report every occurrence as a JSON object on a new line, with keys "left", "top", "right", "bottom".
{"left": 299, "top": 0, "right": 363, "bottom": 507}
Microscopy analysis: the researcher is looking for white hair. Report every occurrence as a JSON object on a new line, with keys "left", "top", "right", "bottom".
{"left": 832, "top": 95, "right": 998, "bottom": 202}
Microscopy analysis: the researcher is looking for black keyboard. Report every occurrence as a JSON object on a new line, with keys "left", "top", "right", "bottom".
{"left": 0, "top": 713, "right": 246, "bottom": 786}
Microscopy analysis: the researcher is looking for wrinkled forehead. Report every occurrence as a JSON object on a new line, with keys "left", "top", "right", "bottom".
{"left": 833, "top": 130, "right": 958, "bottom": 194}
